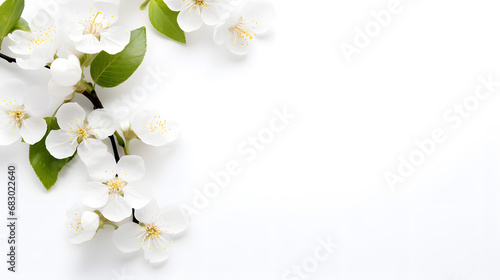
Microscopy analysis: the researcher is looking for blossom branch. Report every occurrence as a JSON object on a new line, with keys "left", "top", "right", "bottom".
{"left": 0, "top": 52, "right": 16, "bottom": 64}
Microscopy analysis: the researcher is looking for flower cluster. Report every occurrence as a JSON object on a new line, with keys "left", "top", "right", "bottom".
{"left": 164, "top": 0, "right": 276, "bottom": 55}
{"left": 0, "top": 0, "right": 186, "bottom": 263}
{"left": 0, "top": 0, "right": 274, "bottom": 265}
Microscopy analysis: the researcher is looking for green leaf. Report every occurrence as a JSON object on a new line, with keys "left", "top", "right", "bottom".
{"left": 149, "top": 0, "right": 185, "bottom": 44}
{"left": 0, "top": 0, "right": 24, "bottom": 48}
{"left": 9, "top": 17, "right": 30, "bottom": 33}
{"left": 90, "top": 27, "right": 147, "bottom": 88}
{"left": 29, "top": 117, "right": 75, "bottom": 191}
{"left": 140, "top": 0, "right": 151, "bottom": 10}
{"left": 114, "top": 131, "right": 125, "bottom": 147}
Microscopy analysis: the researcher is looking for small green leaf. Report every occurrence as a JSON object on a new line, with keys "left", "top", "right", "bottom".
{"left": 140, "top": 0, "right": 151, "bottom": 10}
{"left": 149, "top": 0, "right": 185, "bottom": 44}
{"left": 29, "top": 117, "right": 75, "bottom": 191}
{"left": 9, "top": 17, "right": 30, "bottom": 33}
{"left": 0, "top": 0, "right": 24, "bottom": 48}
{"left": 90, "top": 27, "right": 147, "bottom": 88}
{"left": 114, "top": 131, "right": 125, "bottom": 147}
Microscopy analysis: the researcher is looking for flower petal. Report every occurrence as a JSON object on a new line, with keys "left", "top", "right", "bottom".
{"left": 46, "top": 129, "right": 77, "bottom": 159}
{"left": 74, "top": 34, "right": 102, "bottom": 54}
{"left": 78, "top": 138, "right": 108, "bottom": 166}
{"left": 94, "top": 0, "right": 121, "bottom": 7}
{"left": 113, "top": 222, "right": 144, "bottom": 253}
{"left": 16, "top": 57, "right": 49, "bottom": 70}
{"left": 157, "top": 204, "right": 190, "bottom": 235}
{"left": 99, "top": 26, "right": 129, "bottom": 55}
{"left": 177, "top": 6, "right": 204, "bottom": 32}
{"left": 82, "top": 181, "right": 110, "bottom": 208}
{"left": 48, "top": 79, "right": 75, "bottom": 98}
{"left": 116, "top": 155, "right": 145, "bottom": 182}
{"left": 243, "top": 0, "right": 276, "bottom": 34}
{"left": 8, "top": 30, "right": 32, "bottom": 55}
{"left": 0, "top": 117, "right": 20, "bottom": 145}
{"left": 201, "top": 3, "right": 220, "bottom": 26}
{"left": 142, "top": 234, "right": 173, "bottom": 263}
{"left": 164, "top": 0, "right": 189, "bottom": 11}
{"left": 87, "top": 109, "right": 115, "bottom": 139}
{"left": 226, "top": 34, "right": 253, "bottom": 55}
{"left": 123, "top": 183, "right": 151, "bottom": 209}
{"left": 13, "top": 41, "right": 57, "bottom": 70}
{"left": 66, "top": 204, "right": 84, "bottom": 219}
{"left": 82, "top": 211, "right": 100, "bottom": 230}
{"left": 135, "top": 200, "right": 161, "bottom": 224}
{"left": 87, "top": 152, "right": 117, "bottom": 181}
{"left": 55, "top": 103, "right": 86, "bottom": 130}
{"left": 101, "top": 194, "right": 132, "bottom": 222}
{"left": 50, "top": 54, "right": 82, "bottom": 87}
{"left": 19, "top": 117, "right": 47, "bottom": 144}
{"left": 213, "top": 20, "right": 232, "bottom": 45}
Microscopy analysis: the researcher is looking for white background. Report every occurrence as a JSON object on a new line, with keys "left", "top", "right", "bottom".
{"left": 1, "top": 0, "right": 500, "bottom": 279}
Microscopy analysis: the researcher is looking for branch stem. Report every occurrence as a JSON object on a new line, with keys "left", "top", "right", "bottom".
{"left": 0, "top": 52, "right": 16, "bottom": 64}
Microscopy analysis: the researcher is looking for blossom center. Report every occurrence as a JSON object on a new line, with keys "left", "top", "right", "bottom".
{"left": 107, "top": 177, "right": 126, "bottom": 194}
{"left": 8, "top": 108, "right": 27, "bottom": 126}
{"left": 76, "top": 127, "right": 89, "bottom": 139}
{"left": 69, "top": 122, "right": 95, "bottom": 145}
{"left": 82, "top": 10, "right": 110, "bottom": 36}
{"left": 145, "top": 116, "right": 171, "bottom": 135}
{"left": 144, "top": 222, "right": 162, "bottom": 240}
{"left": 192, "top": 0, "right": 207, "bottom": 8}
{"left": 229, "top": 17, "right": 255, "bottom": 46}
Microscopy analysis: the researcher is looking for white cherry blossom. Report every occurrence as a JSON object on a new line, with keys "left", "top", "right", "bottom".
{"left": 8, "top": 11, "right": 62, "bottom": 70}
{"left": 164, "top": 0, "right": 226, "bottom": 32}
{"left": 82, "top": 153, "right": 151, "bottom": 222}
{"left": 129, "top": 111, "right": 180, "bottom": 147}
{"left": 66, "top": 204, "right": 100, "bottom": 244}
{"left": 214, "top": 0, "right": 275, "bottom": 55}
{"left": 0, "top": 95, "right": 47, "bottom": 145}
{"left": 69, "top": 0, "right": 129, "bottom": 54}
{"left": 45, "top": 103, "right": 114, "bottom": 164}
{"left": 113, "top": 201, "right": 190, "bottom": 263}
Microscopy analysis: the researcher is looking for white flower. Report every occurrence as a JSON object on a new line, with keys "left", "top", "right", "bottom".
{"left": 69, "top": 0, "right": 129, "bottom": 54}
{"left": 82, "top": 153, "right": 151, "bottom": 222}
{"left": 46, "top": 103, "right": 114, "bottom": 164}
{"left": 164, "top": 0, "right": 226, "bottom": 32}
{"left": 66, "top": 205, "right": 100, "bottom": 244}
{"left": 214, "top": 0, "right": 276, "bottom": 55}
{"left": 8, "top": 11, "right": 62, "bottom": 70}
{"left": 48, "top": 54, "right": 83, "bottom": 98}
{"left": 0, "top": 95, "right": 47, "bottom": 145}
{"left": 113, "top": 201, "right": 190, "bottom": 263}
{"left": 129, "top": 111, "right": 180, "bottom": 146}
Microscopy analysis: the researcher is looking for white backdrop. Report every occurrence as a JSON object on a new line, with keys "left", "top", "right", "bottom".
{"left": 1, "top": 0, "right": 500, "bottom": 279}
